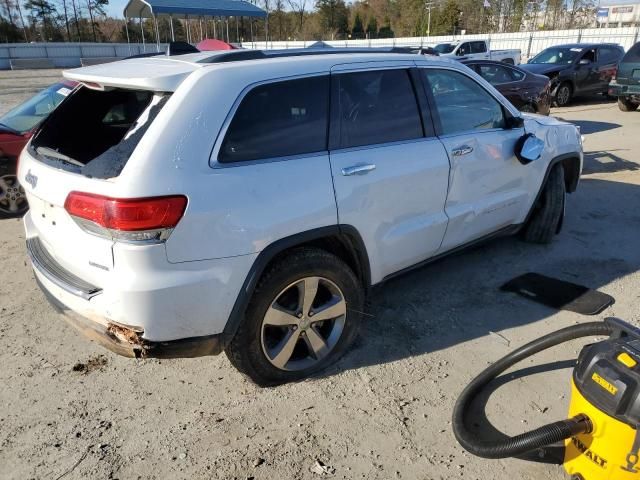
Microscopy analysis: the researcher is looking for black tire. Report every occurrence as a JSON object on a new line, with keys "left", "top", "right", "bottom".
{"left": 520, "top": 104, "right": 536, "bottom": 113}
{"left": 501, "top": 58, "right": 515, "bottom": 65}
{"left": 618, "top": 97, "right": 639, "bottom": 112}
{"left": 522, "top": 164, "right": 565, "bottom": 244}
{"left": 225, "top": 247, "right": 364, "bottom": 387}
{"left": 0, "top": 160, "right": 29, "bottom": 219}
{"left": 554, "top": 82, "right": 573, "bottom": 107}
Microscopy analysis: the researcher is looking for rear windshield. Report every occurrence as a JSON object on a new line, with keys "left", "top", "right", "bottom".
{"left": 30, "top": 85, "right": 169, "bottom": 179}
{"left": 623, "top": 43, "right": 640, "bottom": 62}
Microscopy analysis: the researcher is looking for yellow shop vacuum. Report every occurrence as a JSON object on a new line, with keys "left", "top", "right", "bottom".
{"left": 453, "top": 318, "right": 640, "bottom": 479}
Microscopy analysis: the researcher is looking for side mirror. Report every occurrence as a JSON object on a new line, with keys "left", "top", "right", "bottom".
{"left": 507, "top": 115, "right": 524, "bottom": 129}
{"left": 578, "top": 58, "right": 591, "bottom": 66}
{"left": 458, "top": 49, "right": 465, "bottom": 56}
{"left": 515, "top": 133, "right": 544, "bottom": 164}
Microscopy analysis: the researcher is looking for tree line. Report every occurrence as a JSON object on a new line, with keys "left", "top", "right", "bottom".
{"left": 0, "top": 0, "right": 596, "bottom": 44}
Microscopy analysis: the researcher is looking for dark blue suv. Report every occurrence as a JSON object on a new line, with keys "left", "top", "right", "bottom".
{"left": 521, "top": 43, "right": 625, "bottom": 106}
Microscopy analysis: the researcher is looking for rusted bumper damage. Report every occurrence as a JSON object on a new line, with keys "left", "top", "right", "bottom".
{"left": 37, "top": 277, "right": 222, "bottom": 359}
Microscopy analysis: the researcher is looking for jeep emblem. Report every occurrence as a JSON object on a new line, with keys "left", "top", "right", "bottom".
{"left": 25, "top": 169, "right": 38, "bottom": 189}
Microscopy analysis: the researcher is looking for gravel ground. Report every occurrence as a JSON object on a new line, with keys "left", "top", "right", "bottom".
{"left": 1, "top": 70, "right": 639, "bottom": 480}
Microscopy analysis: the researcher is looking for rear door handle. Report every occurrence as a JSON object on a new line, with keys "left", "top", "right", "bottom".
{"left": 341, "top": 164, "right": 376, "bottom": 176}
{"left": 451, "top": 146, "right": 474, "bottom": 157}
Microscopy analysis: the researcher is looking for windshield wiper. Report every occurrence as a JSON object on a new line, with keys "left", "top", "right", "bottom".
{"left": 36, "top": 146, "right": 84, "bottom": 167}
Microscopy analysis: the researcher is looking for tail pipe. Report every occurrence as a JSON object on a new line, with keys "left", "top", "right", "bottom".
{"left": 453, "top": 322, "right": 613, "bottom": 459}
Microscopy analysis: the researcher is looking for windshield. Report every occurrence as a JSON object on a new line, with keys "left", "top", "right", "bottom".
{"left": 0, "top": 82, "right": 75, "bottom": 133}
{"left": 434, "top": 43, "right": 456, "bottom": 54}
{"left": 529, "top": 47, "right": 582, "bottom": 65}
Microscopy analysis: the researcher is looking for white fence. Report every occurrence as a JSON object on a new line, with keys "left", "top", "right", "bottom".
{"left": 243, "top": 26, "right": 640, "bottom": 60}
{"left": 1, "top": 26, "right": 638, "bottom": 69}
{"left": 0, "top": 42, "right": 166, "bottom": 70}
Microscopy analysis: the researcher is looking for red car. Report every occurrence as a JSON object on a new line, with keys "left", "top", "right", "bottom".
{"left": 0, "top": 80, "right": 77, "bottom": 218}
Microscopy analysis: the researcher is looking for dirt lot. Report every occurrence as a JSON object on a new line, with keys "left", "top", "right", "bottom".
{"left": 1, "top": 71, "right": 639, "bottom": 480}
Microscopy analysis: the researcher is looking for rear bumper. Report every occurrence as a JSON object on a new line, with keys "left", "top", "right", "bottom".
{"left": 608, "top": 82, "right": 640, "bottom": 97}
{"left": 35, "top": 275, "right": 223, "bottom": 358}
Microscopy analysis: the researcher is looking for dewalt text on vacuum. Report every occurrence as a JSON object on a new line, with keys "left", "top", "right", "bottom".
{"left": 453, "top": 317, "right": 640, "bottom": 479}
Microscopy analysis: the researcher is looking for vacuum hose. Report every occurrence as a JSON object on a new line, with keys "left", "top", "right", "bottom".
{"left": 452, "top": 321, "right": 613, "bottom": 459}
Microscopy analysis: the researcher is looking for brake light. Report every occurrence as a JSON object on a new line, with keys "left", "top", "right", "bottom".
{"left": 64, "top": 192, "right": 187, "bottom": 243}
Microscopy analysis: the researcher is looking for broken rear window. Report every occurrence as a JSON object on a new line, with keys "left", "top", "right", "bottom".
{"left": 30, "top": 85, "right": 169, "bottom": 179}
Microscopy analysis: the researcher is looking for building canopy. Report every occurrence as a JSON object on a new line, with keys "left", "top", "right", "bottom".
{"left": 123, "top": 0, "right": 267, "bottom": 19}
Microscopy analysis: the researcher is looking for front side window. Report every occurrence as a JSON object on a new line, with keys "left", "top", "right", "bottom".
{"left": 458, "top": 43, "right": 471, "bottom": 55}
{"left": 423, "top": 69, "right": 506, "bottom": 136}
{"left": 581, "top": 48, "right": 596, "bottom": 63}
{"left": 219, "top": 76, "right": 329, "bottom": 163}
{"left": 334, "top": 69, "right": 423, "bottom": 149}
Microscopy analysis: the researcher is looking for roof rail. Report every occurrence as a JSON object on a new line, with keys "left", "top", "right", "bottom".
{"left": 198, "top": 47, "right": 417, "bottom": 64}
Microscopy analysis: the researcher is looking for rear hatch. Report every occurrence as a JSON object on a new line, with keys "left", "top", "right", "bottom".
{"left": 616, "top": 43, "right": 640, "bottom": 85}
{"left": 20, "top": 57, "right": 198, "bottom": 288}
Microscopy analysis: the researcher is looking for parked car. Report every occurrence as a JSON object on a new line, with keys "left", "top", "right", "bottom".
{"left": 520, "top": 43, "right": 625, "bottom": 107}
{"left": 608, "top": 42, "right": 640, "bottom": 112}
{"left": 463, "top": 60, "right": 551, "bottom": 114}
{"left": 19, "top": 49, "right": 583, "bottom": 386}
{"left": 0, "top": 80, "right": 77, "bottom": 218}
{"left": 433, "top": 40, "right": 521, "bottom": 64}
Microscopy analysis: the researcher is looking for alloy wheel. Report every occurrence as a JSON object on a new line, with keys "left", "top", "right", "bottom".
{"left": 260, "top": 276, "right": 347, "bottom": 371}
{"left": 556, "top": 85, "right": 571, "bottom": 106}
{"left": 0, "top": 174, "right": 28, "bottom": 216}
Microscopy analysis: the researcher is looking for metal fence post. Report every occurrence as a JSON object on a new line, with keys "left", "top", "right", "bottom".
{"left": 526, "top": 33, "right": 533, "bottom": 59}
{"left": 577, "top": 29, "right": 582, "bottom": 43}
{"left": 634, "top": 26, "right": 639, "bottom": 45}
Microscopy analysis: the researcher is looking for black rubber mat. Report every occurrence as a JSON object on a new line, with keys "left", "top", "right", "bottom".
{"left": 501, "top": 273, "right": 615, "bottom": 315}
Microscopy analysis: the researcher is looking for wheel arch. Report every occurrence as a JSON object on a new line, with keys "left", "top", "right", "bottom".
{"left": 221, "top": 225, "right": 371, "bottom": 347}
{"left": 521, "top": 152, "right": 580, "bottom": 231}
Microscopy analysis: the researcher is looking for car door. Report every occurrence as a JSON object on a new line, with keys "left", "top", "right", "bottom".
{"left": 328, "top": 64, "right": 450, "bottom": 283}
{"left": 420, "top": 67, "right": 530, "bottom": 252}
{"left": 471, "top": 41, "right": 490, "bottom": 60}
{"left": 457, "top": 42, "right": 472, "bottom": 60}
{"left": 574, "top": 48, "right": 599, "bottom": 93}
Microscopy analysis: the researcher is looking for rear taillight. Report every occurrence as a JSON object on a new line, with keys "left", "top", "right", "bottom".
{"left": 64, "top": 192, "right": 187, "bottom": 243}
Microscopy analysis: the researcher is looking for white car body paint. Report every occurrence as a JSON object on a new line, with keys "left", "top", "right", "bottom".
{"left": 19, "top": 51, "right": 582, "bottom": 347}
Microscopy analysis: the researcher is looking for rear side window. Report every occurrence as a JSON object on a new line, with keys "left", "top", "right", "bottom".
{"left": 423, "top": 69, "right": 506, "bottom": 135}
{"left": 477, "top": 64, "right": 516, "bottom": 84}
{"left": 219, "top": 76, "right": 329, "bottom": 163}
{"left": 600, "top": 46, "right": 623, "bottom": 63}
{"left": 334, "top": 69, "right": 423, "bottom": 149}
{"left": 471, "top": 41, "right": 487, "bottom": 54}
{"left": 622, "top": 43, "right": 640, "bottom": 62}
{"left": 509, "top": 68, "right": 525, "bottom": 81}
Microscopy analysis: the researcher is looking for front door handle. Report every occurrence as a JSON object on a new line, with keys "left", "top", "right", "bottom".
{"left": 341, "top": 164, "right": 376, "bottom": 176}
{"left": 452, "top": 146, "right": 474, "bottom": 157}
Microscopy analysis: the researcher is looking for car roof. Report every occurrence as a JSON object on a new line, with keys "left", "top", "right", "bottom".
{"left": 545, "top": 43, "right": 621, "bottom": 49}
{"left": 64, "top": 49, "right": 455, "bottom": 91}
{"left": 462, "top": 59, "right": 520, "bottom": 66}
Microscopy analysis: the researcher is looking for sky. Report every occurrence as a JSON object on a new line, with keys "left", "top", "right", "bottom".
{"left": 106, "top": 0, "right": 128, "bottom": 18}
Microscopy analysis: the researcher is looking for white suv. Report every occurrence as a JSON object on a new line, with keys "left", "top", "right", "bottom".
{"left": 19, "top": 49, "right": 583, "bottom": 386}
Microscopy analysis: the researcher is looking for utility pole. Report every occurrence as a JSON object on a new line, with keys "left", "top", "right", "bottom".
{"left": 425, "top": 2, "right": 433, "bottom": 36}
